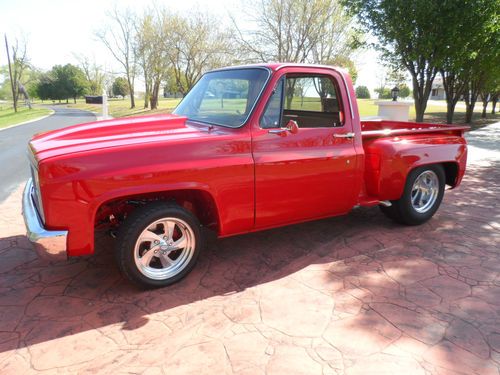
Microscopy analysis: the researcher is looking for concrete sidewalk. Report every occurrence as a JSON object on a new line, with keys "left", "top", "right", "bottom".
{"left": 0, "top": 124, "right": 499, "bottom": 374}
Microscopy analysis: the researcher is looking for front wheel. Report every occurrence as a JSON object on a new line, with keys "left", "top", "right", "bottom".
{"left": 380, "top": 165, "right": 445, "bottom": 226}
{"left": 115, "top": 203, "right": 203, "bottom": 288}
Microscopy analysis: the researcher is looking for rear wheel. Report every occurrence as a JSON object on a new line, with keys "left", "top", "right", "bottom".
{"left": 380, "top": 165, "right": 445, "bottom": 225}
{"left": 115, "top": 203, "right": 202, "bottom": 288}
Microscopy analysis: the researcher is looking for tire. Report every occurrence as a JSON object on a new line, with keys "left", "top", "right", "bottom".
{"left": 115, "top": 202, "right": 203, "bottom": 288}
{"left": 380, "top": 164, "right": 445, "bottom": 226}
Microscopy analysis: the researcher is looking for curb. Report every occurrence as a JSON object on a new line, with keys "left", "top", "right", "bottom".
{"left": 0, "top": 110, "right": 55, "bottom": 132}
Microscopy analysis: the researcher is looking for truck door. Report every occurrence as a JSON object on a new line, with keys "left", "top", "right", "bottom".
{"left": 252, "top": 72, "right": 359, "bottom": 228}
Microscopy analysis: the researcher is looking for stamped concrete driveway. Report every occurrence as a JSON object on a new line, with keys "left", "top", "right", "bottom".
{"left": 0, "top": 124, "right": 499, "bottom": 374}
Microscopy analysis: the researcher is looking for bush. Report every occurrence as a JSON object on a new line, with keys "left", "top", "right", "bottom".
{"left": 355, "top": 85, "right": 370, "bottom": 99}
{"left": 375, "top": 87, "right": 392, "bottom": 99}
{"left": 399, "top": 84, "right": 411, "bottom": 98}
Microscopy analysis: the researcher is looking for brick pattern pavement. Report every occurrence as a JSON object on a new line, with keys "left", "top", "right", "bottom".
{"left": 0, "top": 128, "right": 499, "bottom": 374}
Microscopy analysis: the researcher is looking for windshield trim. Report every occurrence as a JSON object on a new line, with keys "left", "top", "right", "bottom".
{"left": 174, "top": 66, "right": 272, "bottom": 129}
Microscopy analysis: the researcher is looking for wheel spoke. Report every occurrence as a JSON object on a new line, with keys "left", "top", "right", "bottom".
{"left": 171, "top": 234, "right": 187, "bottom": 251}
{"left": 418, "top": 190, "right": 424, "bottom": 207}
{"left": 159, "top": 253, "right": 173, "bottom": 267}
{"left": 141, "top": 230, "right": 163, "bottom": 244}
{"left": 163, "top": 221, "right": 176, "bottom": 240}
{"left": 140, "top": 249, "right": 156, "bottom": 267}
{"left": 412, "top": 190, "right": 420, "bottom": 206}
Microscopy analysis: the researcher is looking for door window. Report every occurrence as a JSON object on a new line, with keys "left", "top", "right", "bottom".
{"left": 284, "top": 75, "right": 343, "bottom": 128}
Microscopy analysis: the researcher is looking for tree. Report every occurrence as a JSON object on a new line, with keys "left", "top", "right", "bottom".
{"left": 96, "top": 7, "right": 137, "bottom": 108}
{"left": 461, "top": 2, "right": 499, "bottom": 123}
{"left": 355, "top": 85, "right": 370, "bottom": 99}
{"left": 0, "top": 64, "right": 39, "bottom": 101}
{"left": 134, "top": 8, "right": 170, "bottom": 110}
{"left": 54, "top": 64, "right": 88, "bottom": 103}
{"left": 35, "top": 72, "right": 56, "bottom": 102}
{"left": 34, "top": 64, "right": 88, "bottom": 103}
{"left": 233, "top": 0, "right": 358, "bottom": 65}
{"left": 112, "top": 77, "right": 129, "bottom": 98}
{"left": 326, "top": 55, "right": 358, "bottom": 83}
{"left": 375, "top": 87, "right": 391, "bottom": 99}
{"left": 4, "top": 34, "right": 30, "bottom": 112}
{"left": 75, "top": 54, "right": 105, "bottom": 95}
{"left": 344, "top": 1, "right": 448, "bottom": 122}
{"left": 164, "top": 12, "right": 233, "bottom": 95}
{"left": 438, "top": 0, "right": 499, "bottom": 123}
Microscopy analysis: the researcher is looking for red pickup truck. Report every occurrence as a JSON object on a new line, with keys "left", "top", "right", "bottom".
{"left": 23, "top": 64, "right": 468, "bottom": 288}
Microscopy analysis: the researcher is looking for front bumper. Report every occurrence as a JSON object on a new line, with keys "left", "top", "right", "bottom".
{"left": 22, "top": 178, "right": 68, "bottom": 259}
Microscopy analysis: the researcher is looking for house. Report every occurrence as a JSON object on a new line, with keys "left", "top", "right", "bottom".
{"left": 430, "top": 76, "right": 446, "bottom": 100}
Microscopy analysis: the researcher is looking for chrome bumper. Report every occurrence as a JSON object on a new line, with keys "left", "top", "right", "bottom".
{"left": 22, "top": 178, "right": 68, "bottom": 258}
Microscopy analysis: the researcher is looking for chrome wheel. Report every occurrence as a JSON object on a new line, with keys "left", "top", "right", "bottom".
{"left": 411, "top": 170, "right": 439, "bottom": 213}
{"left": 133, "top": 217, "right": 196, "bottom": 281}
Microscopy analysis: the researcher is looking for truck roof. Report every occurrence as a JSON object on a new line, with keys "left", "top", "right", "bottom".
{"left": 213, "top": 62, "right": 348, "bottom": 74}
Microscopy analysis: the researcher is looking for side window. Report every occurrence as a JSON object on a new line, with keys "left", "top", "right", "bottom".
{"left": 283, "top": 75, "right": 343, "bottom": 128}
{"left": 260, "top": 78, "right": 284, "bottom": 129}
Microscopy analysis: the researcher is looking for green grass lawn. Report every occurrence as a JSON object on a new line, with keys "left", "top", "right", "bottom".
{"left": 65, "top": 97, "right": 181, "bottom": 118}
{"left": 0, "top": 104, "right": 52, "bottom": 130}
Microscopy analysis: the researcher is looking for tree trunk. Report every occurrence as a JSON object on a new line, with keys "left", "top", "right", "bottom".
{"left": 66, "top": 98, "right": 69, "bottom": 104}
{"left": 74, "top": 96, "right": 77, "bottom": 104}
{"left": 150, "top": 80, "right": 160, "bottom": 110}
{"left": 127, "top": 76, "right": 135, "bottom": 109}
{"left": 409, "top": 66, "right": 437, "bottom": 123}
{"left": 446, "top": 101, "right": 456, "bottom": 124}
{"left": 464, "top": 84, "right": 480, "bottom": 124}
{"left": 4, "top": 35, "right": 17, "bottom": 113}
{"left": 464, "top": 92, "right": 476, "bottom": 124}
{"left": 440, "top": 70, "right": 465, "bottom": 125}
{"left": 480, "top": 93, "right": 489, "bottom": 118}
{"left": 491, "top": 94, "right": 498, "bottom": 114}
{"left": 143, "top": 68, "right": 150, "bottom": 108}
{"left": 144, "top": 81, "right": 150, "bottom": 109}
{"left": 413, "top": 87, "right": 426, "bottom": 123}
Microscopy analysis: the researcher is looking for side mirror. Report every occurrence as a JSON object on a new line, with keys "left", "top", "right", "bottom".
{"left": 286, "top": 120, "right": 299, "bottom": 134}
{"left": 268, "top": 119, "right": 299, "bottom": 136}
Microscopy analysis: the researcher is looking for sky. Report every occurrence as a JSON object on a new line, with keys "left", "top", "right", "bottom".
{"left": 0, "top": 0, "right": 384, "bottom": 92}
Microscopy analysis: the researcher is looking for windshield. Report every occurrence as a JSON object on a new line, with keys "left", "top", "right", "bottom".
{"left": 173, "top": 68, "right": 270, "bottom": 128}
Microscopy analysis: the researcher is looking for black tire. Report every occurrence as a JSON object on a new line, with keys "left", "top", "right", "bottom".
{"left": 380, "top": 164, "right": 445, "bottom": 226}
{"left": 115, "top": 202, "right": 203, "bottom": 289}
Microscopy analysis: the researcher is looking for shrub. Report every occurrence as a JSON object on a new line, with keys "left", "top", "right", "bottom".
{"left": 355, "top": 85, "right": 370, "bottom": 99}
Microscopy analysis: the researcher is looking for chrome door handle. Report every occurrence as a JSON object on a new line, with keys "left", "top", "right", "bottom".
{"left": 269, "top": 128, "right": 287, "bottom": 135}
{"left": 333, "top": 132, "right": 355, "bottom": 139}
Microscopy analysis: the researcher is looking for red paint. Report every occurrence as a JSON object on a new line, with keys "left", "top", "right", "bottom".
{"left": 28, "top": 64, "right": 468, "bottom": 256}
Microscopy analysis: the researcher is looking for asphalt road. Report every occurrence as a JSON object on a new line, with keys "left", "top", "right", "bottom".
{"left": 0, "top": 106, "right": 95, "bottom": 202}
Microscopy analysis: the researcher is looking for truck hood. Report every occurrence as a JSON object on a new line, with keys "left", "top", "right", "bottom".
{"left": 30, "top": 114, "right": 209, "bottom": 162}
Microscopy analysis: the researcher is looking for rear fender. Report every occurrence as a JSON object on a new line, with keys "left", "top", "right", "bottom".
{"left": 364, "top": 135, "right": 467, "bottom": 200}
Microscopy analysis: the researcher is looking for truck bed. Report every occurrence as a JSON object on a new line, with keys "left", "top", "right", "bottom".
{"left": 361, "top": 120, "right": 469, "bottom": 139}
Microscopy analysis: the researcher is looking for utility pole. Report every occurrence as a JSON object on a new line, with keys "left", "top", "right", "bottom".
{"left": 4, "top": 34, "right": 17, "bottom": 112}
